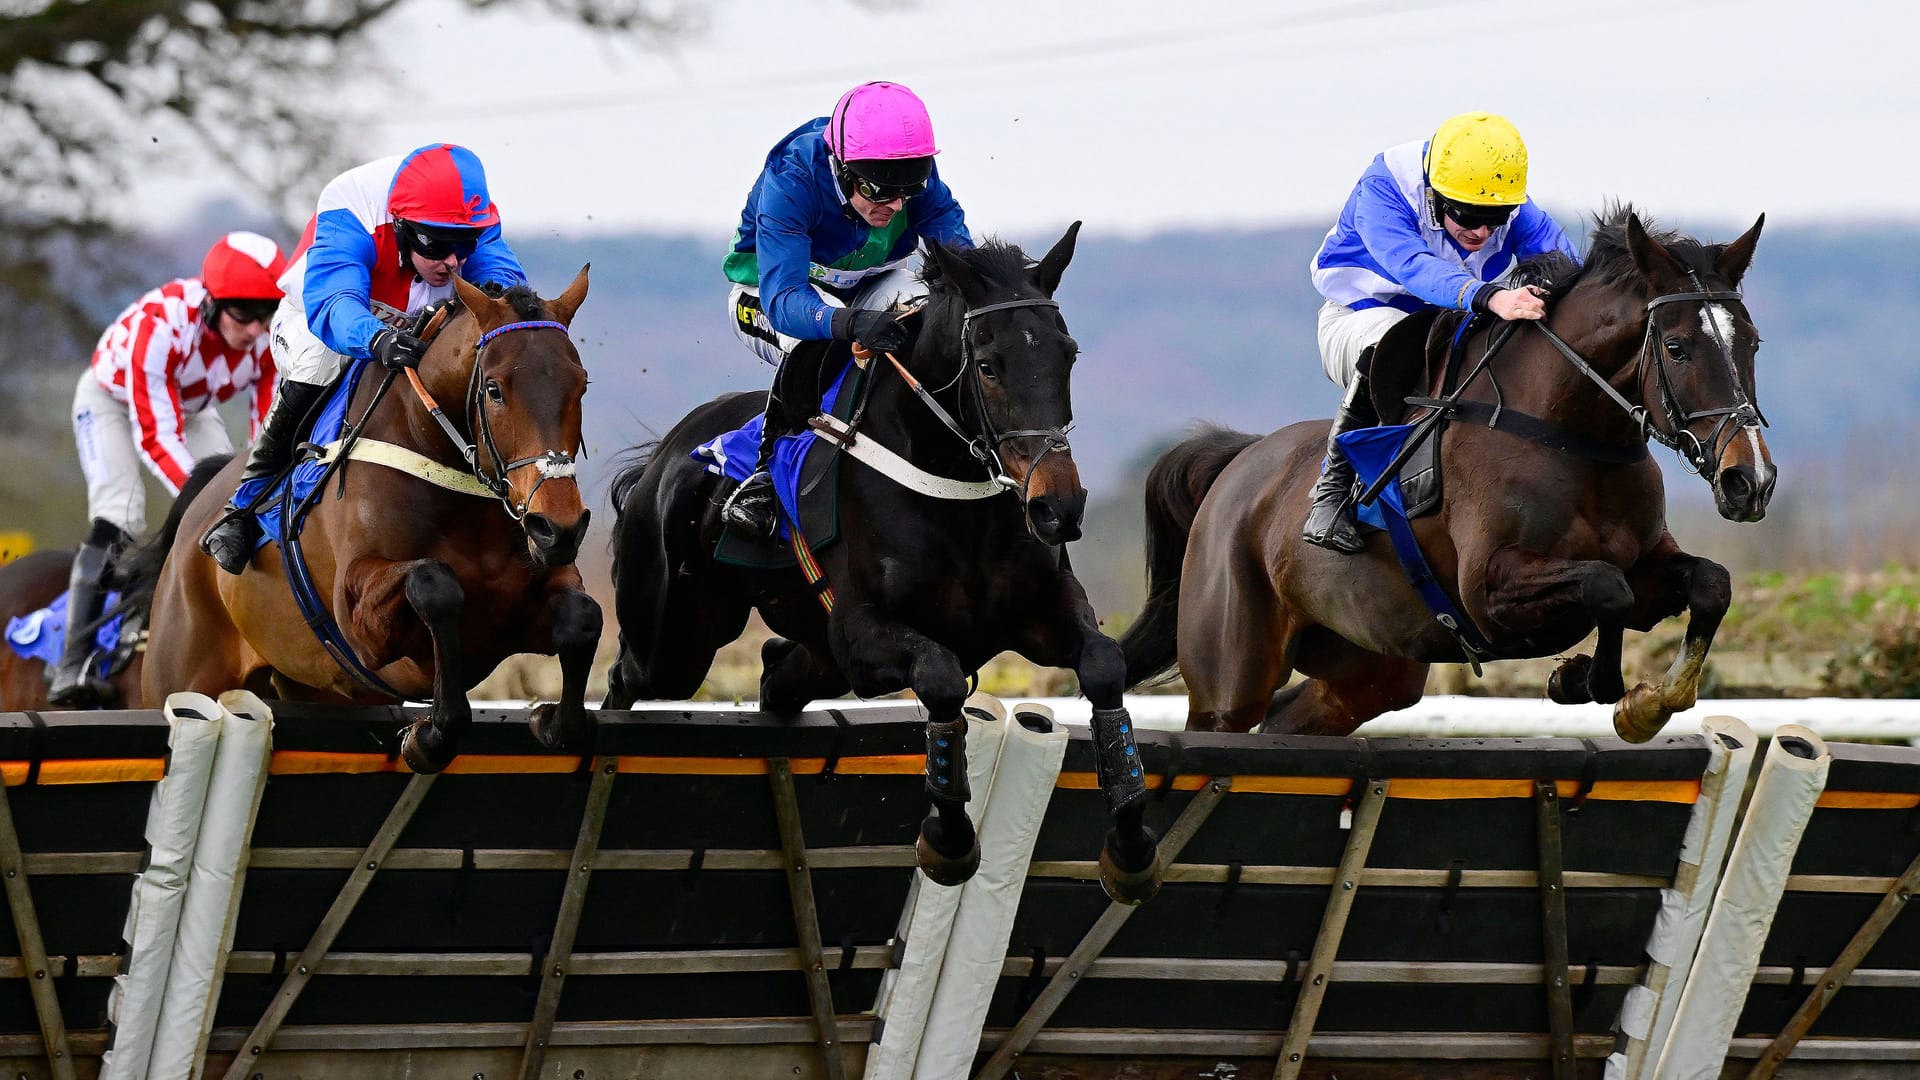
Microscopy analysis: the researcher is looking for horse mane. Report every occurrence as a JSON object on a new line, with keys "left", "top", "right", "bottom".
{"left": 917, "top": 236, "right": 1037, "bottom": 296}
{"left": 479, "top": 281, "right": 548, "bottom": 321}
{"left": 1515, "top": 201, "right": 1722, "bottom": 298}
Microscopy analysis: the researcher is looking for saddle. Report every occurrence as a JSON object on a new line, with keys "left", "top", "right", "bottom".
{"left": 1351, "top": 307, "right": 1458, "bottom": 522}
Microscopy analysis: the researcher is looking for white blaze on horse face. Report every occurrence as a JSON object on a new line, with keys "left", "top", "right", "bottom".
{"left": 1700, "top": 304, "right": 1738, "bottom": 354}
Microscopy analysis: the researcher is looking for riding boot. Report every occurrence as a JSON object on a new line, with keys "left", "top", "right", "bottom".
{"left": 719, "top": 406, "right": 789, "bottom": 538}
{"left": 46, "top": 518, "right": 123, "bottom": 707}
{"left": 1301, "top": 367, "right": 1378, "bottom": 555}
{"left": 199, "top": 379, "right": 328, "bottom": 575}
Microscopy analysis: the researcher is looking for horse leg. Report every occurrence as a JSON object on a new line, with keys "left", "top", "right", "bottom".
{"left": 1612, "top": 534, "right": 1732, "bottom": 742}
{"left": 1015, "top": 572, "right": 1162, "bottom": 904}
{"left": 528, "top": 575, "right": 603, "bottom": 753}
{"left": 759, "top": 636, "right": 849, "bottom": 716}
{"left": 376, "top": 560, "right": 470, "bottom": 774}
{"left": 1179, "top": 547, "right": 1293, "bottom": 733}
{"left": 604, "top": 557, "right": 749, "bottom": 706}
{"left": 1268, "top": 630, "right": 1428, "bottom": 736}
{"left": 833, "top": 609, "right": 980, "bottom": 886}
{"left": 602, "top": 633, "right": 639, "bottom": 710}
{"left": 1481, "top": 547, "right": 1637, "bottom": 707}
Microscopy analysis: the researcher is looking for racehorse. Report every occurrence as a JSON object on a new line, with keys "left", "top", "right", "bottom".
{"left": 1122, "top": 207, "right": 1772, "bottom": 741}
{"left": 142, "top": 272, "right": 601, "bottom": 769}
{"left": 602, "top": 227, "right": 1165, "bottom": 902}
{"left": 0, "top": 454, "right": 231, "bottom": 712}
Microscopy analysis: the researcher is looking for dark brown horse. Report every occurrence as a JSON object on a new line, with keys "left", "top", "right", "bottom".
{"left": 143, "top": 273, "right": 600, "bottom": 768}
{"left": 0, "top": 455, "right": 231, "bottom": 711}
{"left": 1122, "top": 207, "right": 1772, "bottom": 741}
{"left": 603, "top": 228, "right": 1164, "bottom": 902}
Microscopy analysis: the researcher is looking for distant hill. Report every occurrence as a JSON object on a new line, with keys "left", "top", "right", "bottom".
{"left": 6, "top": 213, "right": 1916, "bottom": 614}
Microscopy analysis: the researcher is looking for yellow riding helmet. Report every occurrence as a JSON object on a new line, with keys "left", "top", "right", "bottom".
{"left": 1424, "top": 112, "right": 1528, "bottom": 207}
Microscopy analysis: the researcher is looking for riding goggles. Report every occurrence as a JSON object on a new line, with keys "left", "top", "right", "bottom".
{"left": 403, "top": 222, "right": 482, "bottom": 261}
{"left": 220, "top": 299, "right": 279, "bottom": 326}
{"left": 849, "top": 174, "right": 927, "bottom": 204}
{"left": 1436, "top": 196, "right": 1517, "bottom": 231}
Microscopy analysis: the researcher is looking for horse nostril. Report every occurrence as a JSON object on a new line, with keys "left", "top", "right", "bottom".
{"left": 525, "top": 514, "right": 557, "bottom": 548}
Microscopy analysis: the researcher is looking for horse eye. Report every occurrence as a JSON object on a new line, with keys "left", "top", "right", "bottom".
{"left": 486, "top": 379, "right": 505, "bottom": 403}
{"left": 1663, "top": 339, "right": 1688, "bottom": 362}
{"left": 977, "top": 358, "right": 1000, "bottom": 381}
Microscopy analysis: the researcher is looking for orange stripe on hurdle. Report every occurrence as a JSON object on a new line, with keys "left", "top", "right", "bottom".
{"left": 1817, "top": 790, "right": 1920, "bottom": 810}
{"left": 1, "top": 751, "right": 933, "bottom": 784}
{"left": 0, "top": 758, "right": 167, "bottom": 786}
{"left": 1056, "top": 773, "right": 1699, "bottom": 803}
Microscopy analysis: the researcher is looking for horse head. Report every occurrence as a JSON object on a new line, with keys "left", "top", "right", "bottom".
{"left": 919, "top": 223, "right": 1086, "bottom": 544}
{"left": 432, "top": 268, "right": 592, "bottom": 567}
{"left": 1622, "top": 212, "right": 1773, "bottom": 521}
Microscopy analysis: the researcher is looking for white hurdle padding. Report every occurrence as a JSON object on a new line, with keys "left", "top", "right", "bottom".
{"left": 100, "top": 693, "right": 225, "bottom": 1080}
{"left": 1607, "top": 715, "right": 1756, "bottom": 1080}
{"left": 148, "top": 691, "right": 275, "bottom": 1077}
{"left": 1654, "top": 725, "right": 1830, "bottom": 1080}
{"left": 914, "top": 703, "right": 1069, "bottom": 1080}
{"left": 864, "top": 693, "right": 1011, "bottom": 1080}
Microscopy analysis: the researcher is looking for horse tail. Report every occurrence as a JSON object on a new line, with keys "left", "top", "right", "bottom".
{"left": 605, "top": 441, "right": 660, "bottom": 539}
{"left": 115, "top": 452, "right": 233, "bottom": 621}
{"left": 1120, "top": 425, "right": 1260, "bottom": 687}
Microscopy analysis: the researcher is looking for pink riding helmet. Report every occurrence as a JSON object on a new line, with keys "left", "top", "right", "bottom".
{"left": 826, "top": 82, "right": 939, "bottom": 161}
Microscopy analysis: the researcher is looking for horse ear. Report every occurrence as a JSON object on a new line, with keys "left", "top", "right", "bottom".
{"left": 547, "top": 264, "right": 591, "bottom": 327}
{"left": 1714, "top": 214, "right": 1765, "bottom": 286}
{"left": 452, "top": 275, "right": 503, "bottom": 329}
{"left": 1625, "top": 213, "right": 1685, "bottom": 289}
{"left": 927, "top": 238, "right": 987, "bottom": 305}
{"left": 1035, "top": 220, "right": 1081, "bottom": 296}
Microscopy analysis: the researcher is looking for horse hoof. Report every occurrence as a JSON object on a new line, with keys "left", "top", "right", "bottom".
{"left": 915, "top": 823, "right": 982, "bottom": 887}
{"left": 1612, "top": 684, "right": 1669, "bottom": 744}
{"left": 1098, "top": 840, "right": 1162, "bottom": 906}
{"left": 1547, "top": 655, "right": 1595, "bottom": 705}
{"left": 399, "top": 720, "right": 453, "bottom": 774}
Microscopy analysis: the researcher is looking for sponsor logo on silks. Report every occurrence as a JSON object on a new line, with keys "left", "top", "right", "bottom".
{"left": 736, "top": 302, "right": 757, "bottom": 326}
{"left": 274, "top": 333, "right": 289, "bottom": 351}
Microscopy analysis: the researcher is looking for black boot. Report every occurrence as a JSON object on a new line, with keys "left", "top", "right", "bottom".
{"left": 719, "top": 406, "right": 789, "bottom": 539}
{"left": 47, "top": 519, "right": 123, "bottom": 707}
{"left": 200, "top": 379, "right": 327, "bottom": 575}
{"left": 1302, "top": 367, "right": 1378, "bottom": 554}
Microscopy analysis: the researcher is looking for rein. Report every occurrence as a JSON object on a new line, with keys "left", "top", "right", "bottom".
{"left": 402, "top": 318, "right": 580, "bottom": 522}
{"left": 870, "top": 296, "right": 1073, "bottom": 536}
{"left": 1531, "top": 284, "right": 1760, "bottom": 478}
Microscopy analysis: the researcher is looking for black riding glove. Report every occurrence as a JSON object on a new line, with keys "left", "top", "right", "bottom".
{"left": 370, "top": 328, "right": 427, "bottom": 370}
{"left": 830, "top": 308, "right": 910, "bottom": 355}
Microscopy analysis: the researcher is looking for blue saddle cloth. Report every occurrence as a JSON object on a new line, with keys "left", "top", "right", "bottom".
{"left": 4, "top": 590, "right": 128, "bottom": 678}
{"left": 238, "top": 359, "right": 375, "bottom": 550}
{"left": 1340, "top": 423, "right": 1421, "bottom": 532}
{"left": 691, "top": 360, "right": 857, "bottom": 543}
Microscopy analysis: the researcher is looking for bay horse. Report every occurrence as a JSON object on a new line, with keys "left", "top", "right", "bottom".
{"left": 1122, "top": 207, "right": 1772, "bottom": 741}
{"left": 603, "top": 227, "right": 1164, "bottom": 902}
{"left": 142, "top": 272, "right": 601, "bottom": 769}
{"left": 0, "top": 454, "right": 231, "bottom": 711}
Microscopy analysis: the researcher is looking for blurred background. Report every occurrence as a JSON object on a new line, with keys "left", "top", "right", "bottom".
{"left": 4, "top": 0, "right": 1916, "bottom": 701}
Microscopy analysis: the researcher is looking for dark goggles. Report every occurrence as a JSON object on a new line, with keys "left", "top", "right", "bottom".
{"left": 1437, "top": 196, "right": 1516, "bottom": 231}
{"left": 402, "top": 222, "right": 481, "bottom": 261}
{"left": 848, "top": 173, "right": 927, "bottom": 204}
{"left": 220, "top": 299, "right": 279, "bottom": 326}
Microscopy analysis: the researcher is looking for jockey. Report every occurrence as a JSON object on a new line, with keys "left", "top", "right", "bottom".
{"left": 51, "top": 231, "right": 289, "bottom": 706}
{"left": 1304, "top": 112, "right": 1580, "bottom": 554}
{"left": 718, "top": 81, "right": 973, "bottom": 538}
{"left": 199, "top": 143, "right": 527, "bottom": 574}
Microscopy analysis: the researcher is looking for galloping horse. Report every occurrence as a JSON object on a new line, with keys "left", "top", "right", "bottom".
{"left": 603, "top": 227, "right": 1164, "bottom": 902}
{"left": 143, "top": 272, "right": 601, "bottom": 768}
{"left": 0, "top": 455, "right": 230, "bottom": 711}
{"left": 1123, "top": 207, "right": 1772, "bottom": 741}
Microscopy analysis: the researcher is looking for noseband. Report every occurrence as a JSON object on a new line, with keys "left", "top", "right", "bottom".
{"left": 407, "top": 318, "right": 580, "bottom": 523}
{"left": 1531, "top": 281, "right": 1763, "bottom": 479}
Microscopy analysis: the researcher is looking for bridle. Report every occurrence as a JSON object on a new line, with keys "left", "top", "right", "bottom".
{"left": 1530, "top": 277, "right": 1763, "bottom": 479}
{"left": 403, "top": 318, "right": 581, "bottom": 522}
{"left": 880, "top": 296, "right": 1075, "bottom": 513}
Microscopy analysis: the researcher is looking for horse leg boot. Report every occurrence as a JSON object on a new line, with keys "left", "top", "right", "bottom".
{"left": 1302, "top": 362, "right": 1378, "bottom": 554}
{"left": 200, "top": 379, "right": 328, "bottom": 574}
{"left": 1091, "top": 706, "right": 1161, "bottom": 903}
{"left": 919, "top": 711, "right": 981, "bottom": 886}
{"left": 46, "top": 518, "right": 123, "bottom": 707}
{"left": 396, "top": 560, "right": 472, "bottom": 773}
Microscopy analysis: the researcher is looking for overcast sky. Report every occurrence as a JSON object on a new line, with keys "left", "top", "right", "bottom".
{"left": 139, "top": 0, "right": 1914, "bottom": 240}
